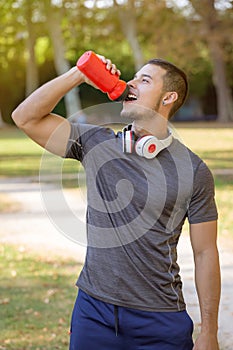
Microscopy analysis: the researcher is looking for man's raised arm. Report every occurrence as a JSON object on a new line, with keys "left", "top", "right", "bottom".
{"left": 11, "top": 67, "right": 84, "bottom": 157}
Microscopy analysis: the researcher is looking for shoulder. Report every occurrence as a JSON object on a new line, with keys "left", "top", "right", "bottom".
{"left": 171, "top": 137, "right": 210, "bottom": 174}
{"left": 69, "top": 122, "right": 117, "bottom": 141}
{"left": 65, "top": 122, "right": 120, "bottom": 160}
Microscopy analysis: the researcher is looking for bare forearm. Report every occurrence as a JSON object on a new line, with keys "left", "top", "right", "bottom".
{"left": 12, "top": 67, "right": 83, "bottom": 127}
{"left": 194, "top": 246, "right": 221, "bottom": 334}
{"left": 11, "top": 67, "right": 84, "bottom": 156}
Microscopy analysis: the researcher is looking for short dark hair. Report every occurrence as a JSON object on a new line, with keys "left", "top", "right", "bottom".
{"left": 147, "top": 58, "right": 188, "bottom": 118}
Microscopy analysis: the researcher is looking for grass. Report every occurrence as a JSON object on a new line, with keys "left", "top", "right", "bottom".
{"left": 0, "top": 244, "right": 81, "bottom": 350}
{"left": 1, "top": 126, "right": 233, "bottom": 177}
{"left": 0, "top": 128, "right": 42, "bottom": 177}
{"left": 176, "top": 126, "right": 233, "bottom": 170}
{"left": 0, "top": 127, "right": 80, "bottom": 178}
{"left": 176, "top": 126, "right": 233, "bottom": 239}
{"left": 215, "top": 178, "right": 233, "bottom": 238}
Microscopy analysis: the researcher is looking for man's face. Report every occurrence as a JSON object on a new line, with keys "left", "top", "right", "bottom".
{"left": 121, "top": 64, "right": 166, "bottom": 120}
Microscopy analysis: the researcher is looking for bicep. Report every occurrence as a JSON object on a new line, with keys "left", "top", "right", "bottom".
{"left": 189, "top": 220, "right": 218, "bottom": 256}
{"left": 22, "top": 113, "right": 71, "bottom": 157}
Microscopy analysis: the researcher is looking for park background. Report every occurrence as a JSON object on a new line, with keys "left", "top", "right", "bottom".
{"left": 0, "top": 0, "right": 233, "bottom": 349}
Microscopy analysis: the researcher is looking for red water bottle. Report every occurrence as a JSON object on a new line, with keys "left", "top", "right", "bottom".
{"left": 77, "top": 51, "right": 129, "bottom": 101}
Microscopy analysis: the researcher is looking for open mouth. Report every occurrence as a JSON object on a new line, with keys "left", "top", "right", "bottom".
{"left": 124, "top": 92, "right": 138, "bottom": 102}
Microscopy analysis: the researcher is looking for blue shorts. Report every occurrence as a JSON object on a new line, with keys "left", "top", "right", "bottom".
{"left": 69, "top": 289, "right": 194, "bottom": 350}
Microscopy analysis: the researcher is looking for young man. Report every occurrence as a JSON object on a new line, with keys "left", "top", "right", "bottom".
{"left": 12, "top": 55, "right": 221, "bottom": 350}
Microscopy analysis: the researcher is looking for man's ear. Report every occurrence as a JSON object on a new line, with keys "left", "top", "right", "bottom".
{"left": 162, "top": 92, "right": 178, "bottom": 106}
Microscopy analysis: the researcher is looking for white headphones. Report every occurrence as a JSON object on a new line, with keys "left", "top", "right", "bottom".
{"left": 122, "top": 125, "right": 173, "bottom": 159}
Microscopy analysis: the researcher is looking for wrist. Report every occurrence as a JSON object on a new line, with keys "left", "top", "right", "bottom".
{"left": 200, "top": 325, "right": 218, "bottom": 336}
{"left": 65, "top": 66, "right": 84, "bottom": 86}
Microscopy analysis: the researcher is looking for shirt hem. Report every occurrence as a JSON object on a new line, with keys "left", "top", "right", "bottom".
{"left": 76, "top": 284, "right": 186, "bottom": 313}
{"left": 188, "top": 215, "right": 218, "bottom": 224}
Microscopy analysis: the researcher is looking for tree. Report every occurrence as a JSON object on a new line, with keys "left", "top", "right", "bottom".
{"left": 43, "top": 0, "right": 82, "bottom": 116}
{"left": 0, "top": 110, "right": 7, "bottom": 128}
{"left": 24, "top": 0, "right": 40, "bottom": 96}
{"left": 112, "top": 0, "right": 145, "bottom": 70}
{"left": 1, "top": 0, "right": 232, "bottom": 123}
{"left": 187, "top": 0, "right": 233, "bottom": 122}
{"left": 0, "top": 0, "right": 26, "bottom": 123}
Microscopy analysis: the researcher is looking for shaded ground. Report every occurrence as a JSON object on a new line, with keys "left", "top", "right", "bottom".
{"left": 0, "top": 177, "right": 233, "bottom": 349}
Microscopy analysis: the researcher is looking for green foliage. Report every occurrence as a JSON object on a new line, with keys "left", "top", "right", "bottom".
{"left": 0, "top": 0, "right": 232, "bottom": 123}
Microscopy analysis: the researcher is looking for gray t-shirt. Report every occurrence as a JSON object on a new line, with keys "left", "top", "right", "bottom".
{"left": 65, "top": 123, "right": 218, "bottom": 312}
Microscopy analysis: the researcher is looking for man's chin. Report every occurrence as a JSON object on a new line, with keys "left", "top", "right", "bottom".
{"left": 120, "top": 103, "right": 158, "bottom": 120}
{"left": 121, "top": 103, "right": 143, "bottom": 120}
{"left": 120, "top": 109, "right": 134, "bottom": 120}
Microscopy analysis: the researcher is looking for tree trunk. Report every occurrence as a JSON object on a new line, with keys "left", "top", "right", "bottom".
{"left": 113, "top": 0, "right": 144, "bottom": 70}
{"left": 25, "top": 2, "right": 39, "bottom": 96}
{"left": 0, "top": 109, "right": 6, "bottom": 128}
{"left": 189, "top": 0, "right": 233, "bottom": 122}
{"left": 209, "top": 39, "right": 233, "bottom": 122}
{"left": 45, "top": 4, "right": 82, "bottom": 117}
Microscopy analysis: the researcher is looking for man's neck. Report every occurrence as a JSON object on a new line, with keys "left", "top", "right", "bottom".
{"left": 132, "top": 118, "right": 169, "bottom": 140}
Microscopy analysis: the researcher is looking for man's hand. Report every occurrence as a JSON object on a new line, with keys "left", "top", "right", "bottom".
{"left": 100, "top": 55, "right": 121, "bottom": 76}
{"left": 193, "top": 332, "right": 219, "bottom": 350}
{"left": 79, "top": 54, "right": 121, "bottom": 88}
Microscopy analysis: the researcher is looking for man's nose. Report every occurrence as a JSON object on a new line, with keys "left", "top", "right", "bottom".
{"left": 127, "top": 78, "right": 137, "bottom": 88}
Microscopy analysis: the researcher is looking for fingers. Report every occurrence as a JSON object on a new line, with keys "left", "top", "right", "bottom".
{"left": 107, "top": 61, "right": 121, "bottom": 76}
{"left": 97, "top": 54, "right": 121, "bottom": 76}
{"left": 84, "top": 76, "right": 99, "bottom": 89}
{"left": 76, "top": 69, "right": 98, "bottom": 88}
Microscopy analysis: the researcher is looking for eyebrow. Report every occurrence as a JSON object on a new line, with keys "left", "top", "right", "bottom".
{"left": 134, "top": 73, "right": 153, "bottom": 80}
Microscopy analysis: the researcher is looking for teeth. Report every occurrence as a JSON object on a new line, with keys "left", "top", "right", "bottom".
{"left": 127, "top": 94, "right": 137, "bottom": 100}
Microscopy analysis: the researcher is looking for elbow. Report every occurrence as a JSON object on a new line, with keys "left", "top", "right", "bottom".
{"left": 11, "top": 105, "right": 27, "bottom": 129}
{"left": 11, "top": 109, "right": 18, "bottom": 125}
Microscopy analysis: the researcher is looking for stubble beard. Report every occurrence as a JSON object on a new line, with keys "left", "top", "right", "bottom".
{"left": 120, "top": 95, "right": 163, "bottom": 121}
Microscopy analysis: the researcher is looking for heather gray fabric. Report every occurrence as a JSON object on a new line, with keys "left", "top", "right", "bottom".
{"left": 65, "top": 122, "right": 218, "bottom": 312}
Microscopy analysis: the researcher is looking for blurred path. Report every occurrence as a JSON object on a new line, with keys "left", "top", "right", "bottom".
{"left": 0, "top": 177, "right": 233, "bottom": 349}
{"left": 0, "top": 177, "right": 86, "bottom": 262}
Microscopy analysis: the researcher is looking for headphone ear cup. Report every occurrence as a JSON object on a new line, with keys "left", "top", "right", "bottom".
{"left": 135, "top": 136, "right": 158, "bottom": 159}
{"left": 124, "top": 130, "right": 134, "bottom": 153}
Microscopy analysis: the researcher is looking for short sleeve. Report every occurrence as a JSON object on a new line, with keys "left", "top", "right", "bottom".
{"left": 64, "top": 122, "right": 117, "bottom": 162}
{"left": 187, "top": 161, "right": 218, "bottom": 224}
{"left": 64, "top": 122, "right": 82, "bottom": 161}
{"left": 64, "top": 122, "right": 100, "bottom": 161}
